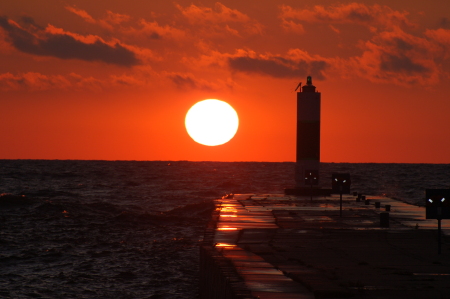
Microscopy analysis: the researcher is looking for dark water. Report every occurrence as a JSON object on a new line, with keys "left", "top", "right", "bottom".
{"left": 0, "top": 160, "right": 449, "bottom": 298}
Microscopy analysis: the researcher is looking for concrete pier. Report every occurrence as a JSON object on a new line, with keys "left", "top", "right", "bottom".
{"left": 200, "top": 194, "right": 450, "bottom": 298}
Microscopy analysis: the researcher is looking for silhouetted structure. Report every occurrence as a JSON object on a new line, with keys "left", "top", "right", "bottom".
{"left": 295, "top": 76, "right": 321, "bottom": 188}
{"left": 286, "top": 76, "right": 330, "bottom": 196}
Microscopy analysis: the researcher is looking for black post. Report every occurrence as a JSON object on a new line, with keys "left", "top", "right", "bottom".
{"left": 438, "top": 218, "right": 442, "bottom": 255}
{"left": 332, "top": 173, "right": 350, "bottom": 218}
{"left": 305, "top": 170, "right": 318, "bottom": 201}
{"left": 425, "top": 189, "right": 450, "bottom": 254}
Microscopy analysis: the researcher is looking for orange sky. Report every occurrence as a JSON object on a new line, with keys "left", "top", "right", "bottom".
{"left": 1, "top": 0, "right": 450, "bottom": 163}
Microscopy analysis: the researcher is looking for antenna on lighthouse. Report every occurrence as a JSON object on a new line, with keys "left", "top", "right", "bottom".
{"left": 294, "top": 82, "right": 302, "bottom": 92}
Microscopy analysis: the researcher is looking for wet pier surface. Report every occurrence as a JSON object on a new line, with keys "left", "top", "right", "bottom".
{"left": 200, "top": 193, "right": 450, "bottom": 299}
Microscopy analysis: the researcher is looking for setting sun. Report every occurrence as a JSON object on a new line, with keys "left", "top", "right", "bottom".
{"left": 185, "top": 99, "right": 239, "bottom": 146}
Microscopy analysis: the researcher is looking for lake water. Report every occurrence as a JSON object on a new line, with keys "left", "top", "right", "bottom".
{"left": 0, "top": 160, "right": 449, "bottom": 298}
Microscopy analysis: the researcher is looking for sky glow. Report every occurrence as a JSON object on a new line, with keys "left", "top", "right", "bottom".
{"left": 0, "top": 1, "right": 449, "bottom": 162}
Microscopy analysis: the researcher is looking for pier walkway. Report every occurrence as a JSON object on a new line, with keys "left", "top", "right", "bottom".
{"left": 200, "top": 193, "right": 450, "bottom": 299}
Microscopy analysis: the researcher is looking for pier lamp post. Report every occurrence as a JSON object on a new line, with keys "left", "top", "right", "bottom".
{"left": 305, "top": 170, "right": 319, "bottom": 201}
{"left": 426, "top": 189, "right": 450, "bottom": 254}
{"left": 332, "top": 173, "right": 351, "bottom": 217}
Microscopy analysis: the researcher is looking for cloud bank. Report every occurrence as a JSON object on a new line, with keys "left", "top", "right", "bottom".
{"left": 0, "top": 16, "right": 140, "bottom": 66}
{"left": 1, "top": 2, "right": 450, "bottom": 91}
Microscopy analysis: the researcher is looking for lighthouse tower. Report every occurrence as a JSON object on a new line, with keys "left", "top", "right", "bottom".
{"left": 295, "top": 76, "right": 321, "bottom": 188}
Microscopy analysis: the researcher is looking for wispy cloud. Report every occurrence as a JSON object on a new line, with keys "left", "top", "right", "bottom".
{"left": 176, "top": 2, "right": 263, "bottom": 37}
{"left": 0, "top": 72, "right": 71, "bottom": 91}
{"left": 227, "top": 49, "right": 328, "bottom": 79}
{"left": 280, "top": 3, "right": 414, "bottom": 33}
{"left": 126, "top": 19, "right": 186, "bottom": 40}
{"left": 66, "top": 5, "right": 186, "bottom": 44}
{"left": 65, "top": 6, "right": 96, "bottom": 24}
{"left": 425, "top": 28, "right": 450, "bottom": 59}
{"left": 168, "top": 72, "right": 225, "bottom": 91}
{"left": 65, "top": 6, "right": 131, "bottom": 30}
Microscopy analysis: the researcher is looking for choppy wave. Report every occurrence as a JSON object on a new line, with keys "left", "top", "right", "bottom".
{"left": 0, "top": 160, "right": 449, "bottom": 298}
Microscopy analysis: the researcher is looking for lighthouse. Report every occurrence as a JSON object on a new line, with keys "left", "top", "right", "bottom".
{"left": 295, "top": 76, "right": 321, "bottom": 188}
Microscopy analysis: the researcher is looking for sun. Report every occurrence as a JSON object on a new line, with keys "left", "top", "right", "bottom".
{"left": 185, "top": 99, "right": 239, "bottom": 146}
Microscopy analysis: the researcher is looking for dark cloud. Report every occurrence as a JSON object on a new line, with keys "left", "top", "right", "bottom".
{"left": 20, "top": 16, "right": 44, "bottom": 30}
{"left": 149, "top": 32, "right": 162, "bottom": 39}
{"left": 438, "top": 17, "right": 450, "bottom": 29}
{"left": 393, "top": 38, "right": 414, "bottom": 51}
{"left": 0, "top": 16, "right": 139, "bottom": 67}
{"left": 170, "top": 74, "right": 197, "bottom": 89}
{"left": 347, "top": 10, "right": 373, "bottom": 23}
{"left": 380, "top": 54, "right": 429, "bottom": 73}
{"left": 169, "top": 73, "right": 218, "bottom": 91}
{"left": 42, "top": 35, "right": 138, "bottom": 66}
{"left": 228, "top": 56, "right": 327, "bottom": 79}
